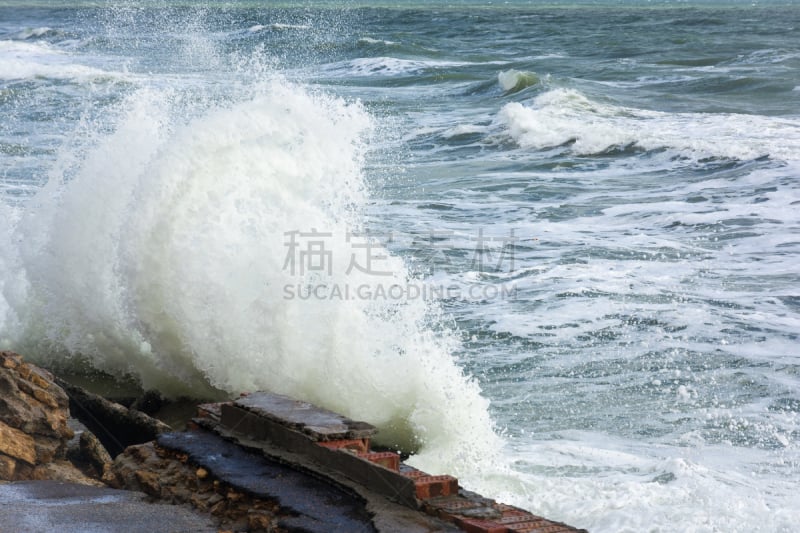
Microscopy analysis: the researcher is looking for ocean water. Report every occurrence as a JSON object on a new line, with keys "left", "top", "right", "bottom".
{"left": 1, "top": 1, "right": 799, "bottom": 531}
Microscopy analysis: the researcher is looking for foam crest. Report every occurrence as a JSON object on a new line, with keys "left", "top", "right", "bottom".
{"left": 323, "top": 56, "right": 468, "bottom": 77}
{"left": 4, "top": 79, "right": 501, "bottom": 478}
{"left": 498, "top": 88, "right": 800, "bottom": 161}
{"left": 358, "top": 37, "right": 399, "bottom": 46}
{"left": 0, "top": 40, "right": 112, "bottom": 81}
{"left": 248, "top": 23, "right": 311, "bottom": 32}
{"left": 497, "top": 69, "right": 539, "bottom": 93}
{"left": 13, "top": 27, "right": 60, "bottom": 40}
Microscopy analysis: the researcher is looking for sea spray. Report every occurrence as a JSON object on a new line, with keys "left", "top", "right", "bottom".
{"left": 4, "top": 3, "right": 800, "bottom": 531}
{"left": 0, "top": 203, "right": 17, "bottom": 347}
{"left": 2, "top": 78, "right": 502, "bottom": 480}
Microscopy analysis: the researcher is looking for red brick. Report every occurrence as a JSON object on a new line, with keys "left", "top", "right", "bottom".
{"left": 316, "top": 438, "right": 370, "bottom": 453}
{"left": 507, "top": 523, "right": 568, "bottom": 533}
{"left": 414, "top": 475, "right": 459, "bottom": 499}
{"left": 421, "top": 495, "right": 482, "bottom": 522}
{"left": 457, "top": 518, "right": 508, "bottom": 533}
{"left": 357, "top": 451, "right": 400, "bottom": 471}
{"left": 498, "top": 511, "right": 536, "bottom": 522}
{"left": 436, "top": 496, "right": 480, "bottom": 510}
{"left": 495, "top": 504, "right": 529, "bottom": 514}
{"left": 436, "top": 502, "right": 504, "bottom": 523}
{"left": 498, "top": 516, "right": 547, "bottom": 526}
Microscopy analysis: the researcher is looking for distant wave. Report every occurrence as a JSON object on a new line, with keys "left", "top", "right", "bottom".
{"left": 357, "top": 37, "right": 399, "bottom": 46}
{"left": 322, "top": 56, "right": 470, "bottom": 77}
{"left": 248, "top": 23, "right": 311, "bottom": 32}
{"left": 496, "top": 88, "right": 800, "bottom": 161}
{"left": 497, "top": 69, "right": 540, "bottom": 93}
{"left": 0, "top": 40, "right": 116, "bottom": 82}
{"left": 12, "top": 27, "right": 63, "bottom": 40}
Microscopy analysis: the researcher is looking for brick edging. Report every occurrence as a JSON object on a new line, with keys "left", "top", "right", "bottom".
{"left": 188, "top": 392, "right": 587, "bottom": 533}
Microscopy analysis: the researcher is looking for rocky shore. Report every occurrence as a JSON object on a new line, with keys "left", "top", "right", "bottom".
{"left": 0, "top": 350, "right": 587, "bottom": 533}
{"left": 0, "top": 350, "right": 95, "bottom": 485}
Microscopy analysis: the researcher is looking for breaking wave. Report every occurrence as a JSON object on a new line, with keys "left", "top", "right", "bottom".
{"left": 1, "top": 78, "right": 501, "bottom": 476}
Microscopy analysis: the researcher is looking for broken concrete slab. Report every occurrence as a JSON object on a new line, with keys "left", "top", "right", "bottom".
{"left": 157, "top": 430, "right": 376, "bottom": 533}
{"left": 234, "top": 392, "right": 377, "bottom": 441}
{"left": 219, "top": 402, "right": 419, "bottom": 508}
{"left": 1, "top": 351, "right": 586, "bottom": 533}
{"left": 205, "top": 394, "right": 588, "bottom": 533}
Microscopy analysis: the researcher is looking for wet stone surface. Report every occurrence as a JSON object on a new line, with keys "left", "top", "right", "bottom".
{"left": 235, "top": 392, "right": 376, "bottom": 441}
{"left": 158, "top": 430, "right": 376, "bottom": 533}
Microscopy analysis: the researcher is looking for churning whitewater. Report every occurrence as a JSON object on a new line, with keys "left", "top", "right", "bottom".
{"left": 0, "top": 80, "right": 500, "bottom": 475}
{"left": 2, "top": 2, "right": 800, "bottom": 532}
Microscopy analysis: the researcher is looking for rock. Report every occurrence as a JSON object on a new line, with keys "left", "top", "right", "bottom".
{"left": 247, "top": 509, "right": 273, "bottom": 530}
{"left": 134, "top": 469, "right": 162, "bottom": 497}
{"left": 0, "top": 454, "right": 17, "bottom": 479}
{"left": 0, "top": 421, "right": 36, "bottom": 465}
{"left": 31, "top": 460, "right": 105, "bottom": 487}
{"left": 54, "top": 377, "right": 172, "bottom": 457}
{"left": 130, "top": 389, "right": 168, "bottom": 416}
{"left": 66, "top": 422, "right": 114, "bottom": 482}
{"left": 80, "top": 431, "right": 113, "bottom": 479}
{"left": 0, "top": 352, "right": 72, "bottom": 442}
{"left": 0, "top": 351, "right": 75, "bottom": 481}
{"left": 0, "top": 352, "right": 20, "bottom": 369}
{"left": 110, "top": 441, "right": 282, "bottom": 532}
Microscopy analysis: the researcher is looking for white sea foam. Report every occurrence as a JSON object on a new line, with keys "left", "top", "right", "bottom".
{"left": 5, "top": 7, "right": 800, "bottom": 532}
{"left": 1, "top": 79, "right": 501, "bottom": 479}
{"left": 323, "top": 56, "right": 469, "bottom": 77}
{"left": 491, "top": 435, "right": 800, "bottom": 533}
{"left": 0, "top": 40, "right": 113, "bottom": 81}
{"left": 358, "top": 37, "right": 399, "bottom": 46}
{"left": 594, "top": 74, "right": 699, "bottom": 88}
{"left": 442, "top": 123, "right": 489, "bottom": 138}
{"left": 248, "top": 23, "right": 311, "bottom": 32}
{"left": 497, "top": 88, "right": 800, "bottom": 161}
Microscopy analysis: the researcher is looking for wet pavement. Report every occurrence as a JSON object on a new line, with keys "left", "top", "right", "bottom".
{"left": 0, "top": 480, "right": 218, "bottom": 533}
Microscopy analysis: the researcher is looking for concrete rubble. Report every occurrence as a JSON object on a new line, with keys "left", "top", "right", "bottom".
{"left": 0, "top": 350, "right": 588, "bottom": 533}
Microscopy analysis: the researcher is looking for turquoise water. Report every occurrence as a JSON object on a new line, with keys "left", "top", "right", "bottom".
{"left": 2, "top": 2, "right": 800, "bottom": 531}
